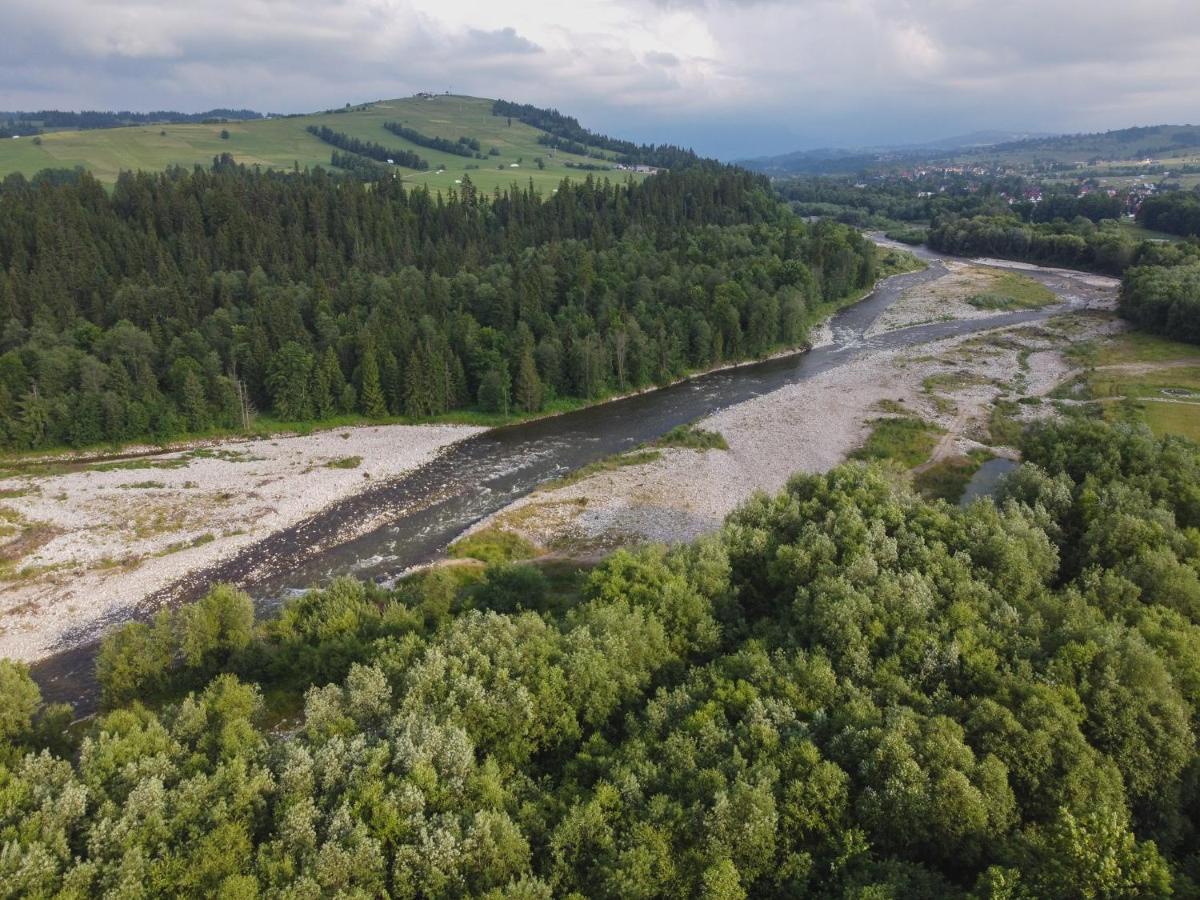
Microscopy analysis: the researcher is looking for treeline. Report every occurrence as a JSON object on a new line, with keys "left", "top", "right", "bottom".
{"left": 305, "top": 125, "right": 428, "bottom": 170}
{"left": 4, "top": 419, "right": 1200, "bottom": 895}
{"left": 776, "top": 174, "right": 1017, "bottom": 226}
{"left": 985, "top": 122, "right": 1200, "bottom": 158}
{"left": 0, "top": 121, "right": 40, "bottom": 139}
{"left": 1021, "top": 186, "right": 1124, "bottom": 224}
{"left": 0, "top": 159, "right": 873, "bottom": 451}
{"left": 382, "top": 121, "right": 481, "bottom": 158}
{"left": 493, "top": 98, "right": 701, "bottom": 169}
{"left": 777, "top": 175, "right": 1124, "bottom": 231}
{"left": 0, "top": 108, "right": 263, "bottom": 131}
{"left": 1138, "top": 190, "right": 1200, "bottom": 237}
{"left": 930, "top": 210, "right": 1200, "bottom": 345}
{"left": 329, "top": 149, "right": 392, "bottom": 180}
{"left": 926, "top": 207, "right": 1200, "bottom": 342}
{"left": 927, "top": 214, "right": 1155, "bottom": 275}
{"left": 537, "top": 133, "right": 601, "bottom": 158}
{"left": 1120, "top": 256, "right": 1200, "bottom": 343}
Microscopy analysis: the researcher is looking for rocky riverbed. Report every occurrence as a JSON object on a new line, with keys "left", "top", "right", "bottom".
{"left": 7, "top": 243, "right": 1121, "bottom": 681}
{"left": 0, "top": 423, "right": 483, "bottom": 661}
{"left": 466, "top": 263, "right": 1120, "bottom": 554}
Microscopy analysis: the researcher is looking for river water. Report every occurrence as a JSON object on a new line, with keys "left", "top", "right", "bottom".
{"left": 30, "top": 248, "right": 1112, "bottom": 707}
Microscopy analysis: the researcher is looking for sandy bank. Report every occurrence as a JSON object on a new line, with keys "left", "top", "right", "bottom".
{"left": 0, "top": 422, "right": 483, "bottom": 662}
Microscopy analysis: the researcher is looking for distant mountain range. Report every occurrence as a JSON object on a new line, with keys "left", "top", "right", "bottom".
{"left": 895, "top": 130, "right": 1058, "bottom": 152}
{"left": 738, "top": 130, "right": 1053, "bottom": 175}
{"left": 741, "top": 124, "right": 1200, "bottom": 176}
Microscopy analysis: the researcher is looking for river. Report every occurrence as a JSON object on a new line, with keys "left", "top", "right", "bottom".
{"left": 30, "top": 247, "right": 1114, "bottom": 708}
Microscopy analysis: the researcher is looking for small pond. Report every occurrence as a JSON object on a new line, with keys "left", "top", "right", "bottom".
{"left": 960, "top": 457, "right": 1019, "bottom": 506}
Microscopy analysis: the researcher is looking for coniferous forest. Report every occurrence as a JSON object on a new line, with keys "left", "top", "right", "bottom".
{"left": 3, "top": 419, "right": 1200, "bottom": 896}
{"left": 0, "top": 159, "right": 875, "bottom": 451}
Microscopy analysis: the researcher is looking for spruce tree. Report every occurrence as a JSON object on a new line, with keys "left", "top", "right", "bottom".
{"left": 513, "top": 347, "right": 543, "bottom": 413}
{"left": 318, "top": 347, "right": 348, "bottom": 413}
{"left": 180, "top": 370, "right": 210, "bottom": 431}
{"left": 403, "top": 342, "right": 435, "bottom": 418}
{"left": 266, "top": 342, "right": 314, "bottom": 421}
{"left": 311, "top": 359, "right": 333, "bottom": 419}
{"left": 18, "top": 388, "right": 49, "bottom": 448}
{"left": 359, "top": 342, "right": 388, "bottom": 418}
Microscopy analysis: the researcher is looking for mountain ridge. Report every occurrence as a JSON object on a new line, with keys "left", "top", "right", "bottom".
{"left": 742, "top": 123, "right": 1200, "bottom": 175}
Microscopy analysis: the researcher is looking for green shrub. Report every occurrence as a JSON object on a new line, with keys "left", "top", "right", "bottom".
{"left": 96, "top": 583, "right": 254, "bottom": 706}
{"left": 179, "top": 583, "right": 255, "bottom": 671}
{"left": 474, "top": 563, "right": 550, "bottom": 614}
{"left": 449, "top": 526, "right": 538, "bottom": 564}
{"left": 653, "top": 424, "right": 729, "bottom": 451}
{"left": 967, "top": 291, "right": 1020, "bottom": 310}
{"left": 96, "top": 612, "right": 175, "bottom": 707}
{"left": 0, "top": 660, "right": 40, "bottom": 744}
{"left": 884, "top": 226, "right": 927, "bottom": 245}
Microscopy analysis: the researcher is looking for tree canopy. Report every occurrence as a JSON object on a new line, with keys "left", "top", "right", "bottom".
{"left": 0, "top": 159, "right": 874, "bottom": 451}
{"left": 3, "top": 418, "right": 1200, "bottom": 896}
{"left": 1138, "top": 190, "right": 1200, "bottom": 238}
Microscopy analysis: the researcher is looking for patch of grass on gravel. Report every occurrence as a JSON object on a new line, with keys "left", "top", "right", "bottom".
{"left": 537, "top": 449, "right": 663, "bottom": 492}
{"left": 966, "top": 272, "right": 1056, "bottom": 310}
{"left": 449, "top": 526, "right": 539, "bottom": 565}
{"left": 652, "top": 425, "right": 729, "bottom": 451}
{"left": 988, "top": 399, "right": 1025, "bottom": 447}
{"left": 852, "top": 417, "right": 943, "bottom": 468}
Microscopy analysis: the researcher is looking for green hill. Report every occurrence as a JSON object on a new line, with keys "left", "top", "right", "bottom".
{"left": 745, "top": 124, "right": 1200, "bottom": 177}
{"left": 972, "top": 123, "right": 1200, "bottom": 164}
{"left": 0, "top": 95, "right": 641, "bottom": 192}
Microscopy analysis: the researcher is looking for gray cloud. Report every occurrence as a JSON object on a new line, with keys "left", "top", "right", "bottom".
{"left": 1, "top": 0, "right": 1198, "bottom": 158}
{"left": 644, "top": 50, "right": 680, "bottom": 67}
{"left": 465, "top": 27, "right": 543, "bottom": 55}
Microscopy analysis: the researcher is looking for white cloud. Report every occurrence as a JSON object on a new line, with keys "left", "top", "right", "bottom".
{"left": 0, "top": 0, "right": 1198, "bottom": 156}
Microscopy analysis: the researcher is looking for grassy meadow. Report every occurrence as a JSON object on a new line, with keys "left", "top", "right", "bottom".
{"left": 1072, "top": 330, "right": 1200, "bottom": 442}
{"left": 0, "top": 95, "right": 642, "bottom": 194}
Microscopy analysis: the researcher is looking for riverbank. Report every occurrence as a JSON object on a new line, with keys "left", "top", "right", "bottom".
{"left": 0, "top": 423, "right": 483, "bottom": 662}
{"left": 461, "top": 265, "right": 1121, "bottom": 556}
{"left": 0, "top": 251, "right": 926, "bottom": 474}
{"left": 2, "top": 244, "right": 1105, "bottom": 673}
{"left": 0, "top": 254, "right": 926, "bottom": 672}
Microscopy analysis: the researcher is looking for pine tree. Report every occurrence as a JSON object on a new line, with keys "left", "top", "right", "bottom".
{"left": 513, "top": 347, "right": 543, "bottom": 413}
{"left": 403, "top": 342, "right": 436, "bottom": 418}
{"left": 180, "top": 370, "right": 210, "bottom": 431}
{"left": 359, "top": 341, "right": 388, "bottom": 418}
{"left": 317, "top": 347, "right": 348, "bottom": 414}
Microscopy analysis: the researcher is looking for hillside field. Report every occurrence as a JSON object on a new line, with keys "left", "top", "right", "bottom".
{"left": 0, "top": 95, "right": 642, "bottom": 192}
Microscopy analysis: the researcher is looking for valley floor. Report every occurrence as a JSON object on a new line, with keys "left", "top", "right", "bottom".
{"left": 5, "top": 246, "right": 1181, "bottom": 667}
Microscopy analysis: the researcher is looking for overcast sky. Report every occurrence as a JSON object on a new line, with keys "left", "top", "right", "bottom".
{"left": 3, "top": 0, "right": 1199, "bottom": 158}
